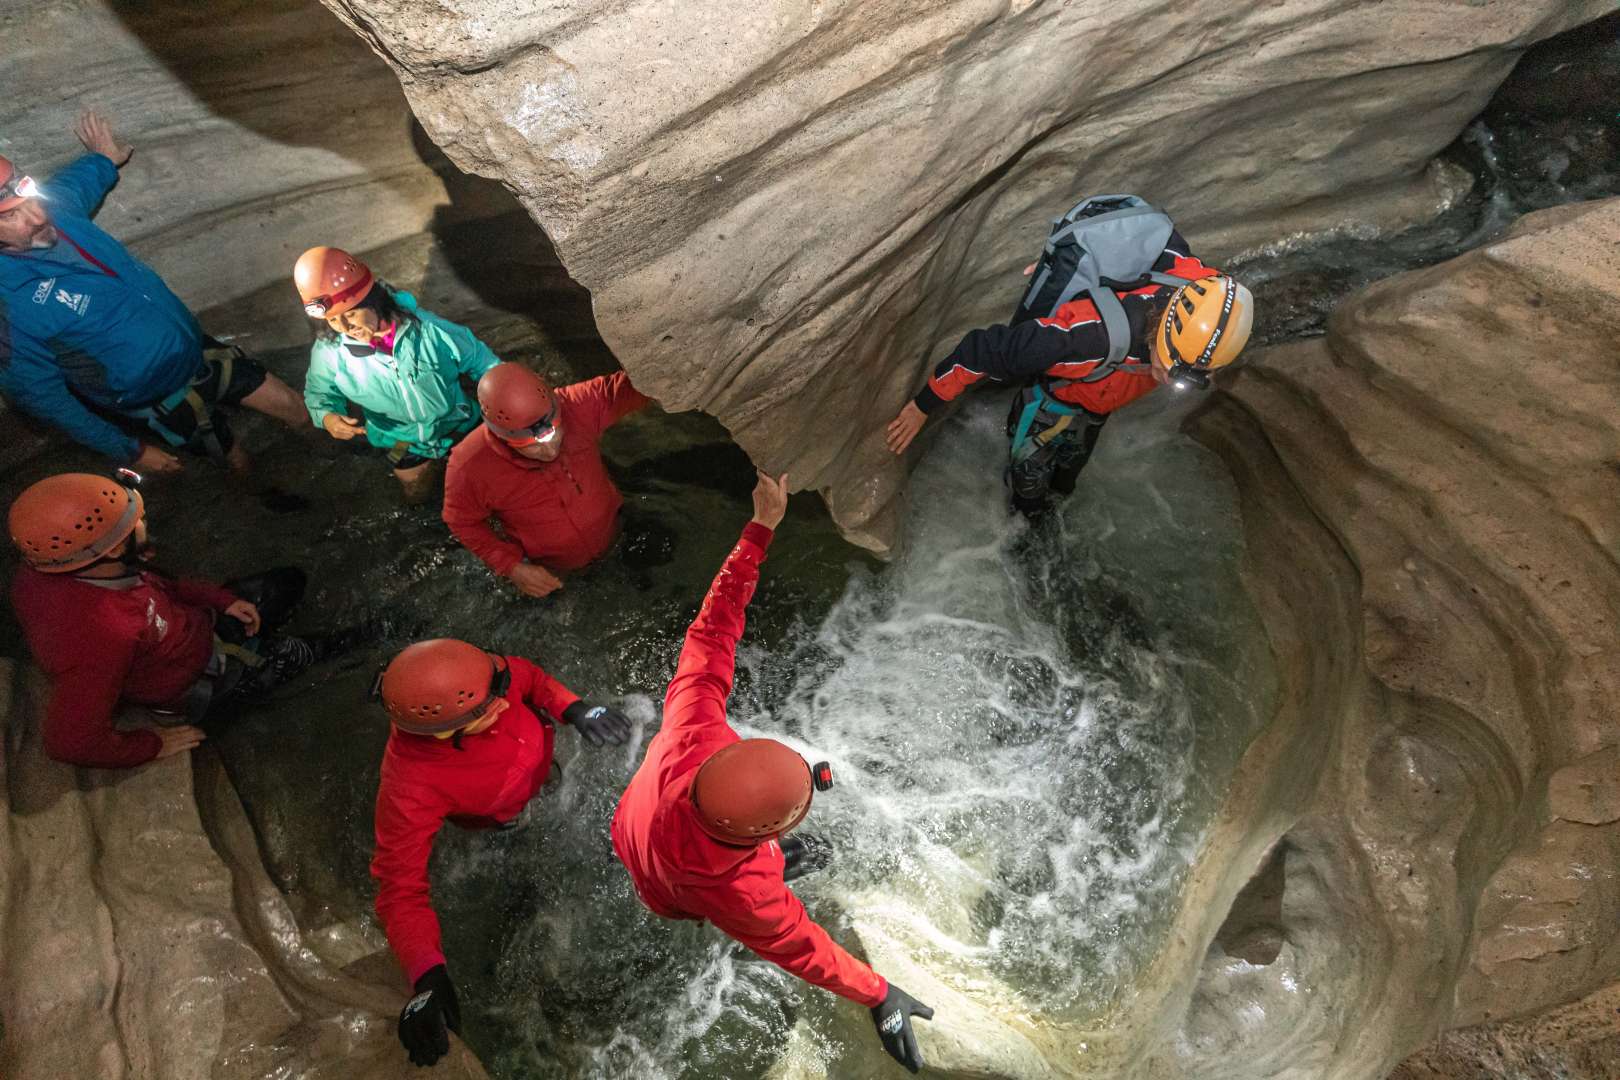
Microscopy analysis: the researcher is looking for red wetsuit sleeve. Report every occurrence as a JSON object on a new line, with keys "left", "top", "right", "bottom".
{"left": 576, "top": 370, "right": 652, "bottom": 438}
{"left": 371, "top": 777, "right": 455, "bottom": 984}
{"left": 168, "top": 577, "right": 238, "bottom": 612}
{"left": 662, "top": 522, "right": 773, "bottom": 737}
{"left": 704, "top": 876, "right": 888, "bottom": 1007}
{"left": 41, "top": 631, "right": 162, "bottom": 768}
{"left": 507, "top": 655, "right": 581, "bottom": 722}
{"left": 442, "top": 468, "right": 526, "bottom": 577}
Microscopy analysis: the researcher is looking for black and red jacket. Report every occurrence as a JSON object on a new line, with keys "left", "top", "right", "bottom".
{"left": 913, "top": 236, "right": 1218, "bottom": 416}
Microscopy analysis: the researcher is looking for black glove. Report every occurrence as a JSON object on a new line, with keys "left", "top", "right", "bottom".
{"left": 563, "top": 700, "right": 633, "bottom": 747}
{"left": 871, "top": 982, "right": 934, "bottom": 1074}
{"left": 398, "top": 964, "right": 461, "bottom": 1068}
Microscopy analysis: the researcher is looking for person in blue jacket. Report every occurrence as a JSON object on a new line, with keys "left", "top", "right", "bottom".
{"left": 0, "top": 110, "right": 307, "bottom": 479}
{"left": 294, "top": 245, "right": 501, "bottom": 503}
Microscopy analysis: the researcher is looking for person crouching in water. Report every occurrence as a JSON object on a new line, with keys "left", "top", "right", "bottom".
{"left": 611, "top": 472, "right": 938, "bottom": 1074}
{"left": 7, "top": 471, "right": 314, "bottom": 768}
{"left": 886, "top": 263, "right": 1254, "bottom": 521}
{"left": 370, "top": 638, "right": 633, "bottom": 1068}
{"left": 294, "top": 247, "right": 501, "bottom": 503}
{"left": 442, "top": 362, "right": 651, "bottom": 599}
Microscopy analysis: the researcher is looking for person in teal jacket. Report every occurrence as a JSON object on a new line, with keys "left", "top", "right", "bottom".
{"left": 295, "top": 246, "right": 500, "bottom": 503}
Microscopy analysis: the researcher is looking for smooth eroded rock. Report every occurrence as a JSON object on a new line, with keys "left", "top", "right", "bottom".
{"left": 321, "top": 0, "right": 1607, "bottom": 551}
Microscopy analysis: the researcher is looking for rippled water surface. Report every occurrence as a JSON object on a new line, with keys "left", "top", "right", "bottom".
{"left": 189, "top": 375, "right": 1271, "bottom": 1079}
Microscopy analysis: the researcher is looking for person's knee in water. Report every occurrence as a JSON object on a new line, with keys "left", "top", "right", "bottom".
{"left": 369, "top": 639, "right": 631, "bottom": 1068}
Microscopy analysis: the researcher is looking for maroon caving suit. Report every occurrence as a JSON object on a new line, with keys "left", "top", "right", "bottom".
{"left": 611, "top": 522, "right": 888, "bottom": 1008}
{"left": 370, "top": 656, "right": 580, "bottom": 983}
{"left": 441, "top": 372, "right": 650, "bottom": 575}
{"left": 10, "top": 566, "right": 238, "bottom": 768}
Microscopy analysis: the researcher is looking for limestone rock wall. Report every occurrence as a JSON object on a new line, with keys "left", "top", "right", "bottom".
{"left": 1159, "top": 197, "right": 1620, "bottom": 1078}
{"left": 0, "top": 0, "right": 508, "bottom": 339}
{"left": 0, "top": 660, "right": 488, "bottom": 1079}
{"left": 320, "top": 0, "right": 1610, "bottom": 551}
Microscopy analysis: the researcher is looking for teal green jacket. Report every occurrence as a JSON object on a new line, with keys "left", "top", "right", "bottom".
{"left": 303, "top": 291, "right": 499, "bottom": 459}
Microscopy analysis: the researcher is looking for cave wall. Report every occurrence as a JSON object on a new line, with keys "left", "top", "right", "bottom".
{"left": 1162, "top": 196, "right": 1620, "bottom": 1078}
{"left": 319, "top": 0, "right": 1611, "bottom": 552}
{"left": 0, "top": 661, "right": 489, "bottom": 1079}
{"left": 0, "top": 0, "right": 509, "bottom": 341}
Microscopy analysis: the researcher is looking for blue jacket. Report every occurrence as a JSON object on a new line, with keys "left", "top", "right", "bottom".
{"left": 0, "top": 154, "right": 204, "bottom": 460}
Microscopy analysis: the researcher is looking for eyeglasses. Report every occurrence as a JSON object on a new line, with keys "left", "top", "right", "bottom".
{"left": 487, "top": 402, "right": 560, "bottom": 448}
{"left": 0, "top": 172, "right": 39, "bottom": 205}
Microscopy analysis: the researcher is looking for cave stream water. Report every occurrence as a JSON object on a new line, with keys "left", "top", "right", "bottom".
{"left": 182, "top": 376, "right": 1270, "bottom": 1079}
{"left": 0, "top": 40, "right": 1610, "bottom": 1078}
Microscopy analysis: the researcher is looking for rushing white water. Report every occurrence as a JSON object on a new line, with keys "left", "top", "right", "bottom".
{"left": 403, "top": 389, "right": 1275, "bottom": 1080}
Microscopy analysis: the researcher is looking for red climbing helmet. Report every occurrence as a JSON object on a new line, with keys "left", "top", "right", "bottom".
{"left": 379, "top": 639, "right": 510, "bottom": 737}
{"left": 477, "top": 363, "right": 559, "bottom": 447}
{"left": 8, "top": 472, "right": 144, "bottom": 573}
{"left": 294, "top": 246, "right": 375, "bottom": 319}
{"left": 691, "top": 739, "right": 831, "bottom": 846}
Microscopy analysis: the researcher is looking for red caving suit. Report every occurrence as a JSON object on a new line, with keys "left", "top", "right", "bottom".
{"left": 11, "top": 566, "right": 237, "bottom": 768}
{"left": 441, "top": 372, "right": 650, "bottom": 574}
{"left": 371, "top": 655, "right": 580, "bottom": 983}
{"left": 611, "top": 521, "right": 887, "bottom": 1008}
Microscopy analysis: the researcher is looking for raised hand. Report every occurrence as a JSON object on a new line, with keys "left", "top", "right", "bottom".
{"left": 74, "top": 108, "right": 133, "bottom": 167}
{"left": 750, "top": 471, "right": 789, "bottom": 530}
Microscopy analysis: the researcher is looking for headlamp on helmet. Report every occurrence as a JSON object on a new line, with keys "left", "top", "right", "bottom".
{"left": 1, "top": 173, "right": 39, "bottom": 203}
{"left": 1152, "top": 274, "right": 1254, "bottom": 392}
{"left": 487, "top": 401, "right": 561, "bottom": 449}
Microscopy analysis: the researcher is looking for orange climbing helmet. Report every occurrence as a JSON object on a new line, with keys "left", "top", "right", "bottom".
{"left": 477, "top": 363, "right": 559, "bottom": 447}
{"left": 0, "top": 154, "right": 39, "bottom": 213}
{"left": 378, "top": 638, "right": 510, "bottom": 737}
{"left": 1149, "top": 273, "right": 1255, "bottom": 390}
{"left": 8, "top": 471, "right": 144, "bottom": 573}
{"left": 294, "top": 246, "right": 375, "bottom": 319}
{"left": 690, "top": 739, "right": 834, "bottom": 846}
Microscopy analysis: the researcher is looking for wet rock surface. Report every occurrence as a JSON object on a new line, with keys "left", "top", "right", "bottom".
{"left": 0, "top": 0, "right": 510, "bottom": 312}
{"left": 1175, "top": 196, "right": 1620, "bottom": 1079}
{"left": 320, "top": 0, "right": 1607, "bottom": 551}
{"left": 0, "top": 659, "right": 488, "bottom": 1079}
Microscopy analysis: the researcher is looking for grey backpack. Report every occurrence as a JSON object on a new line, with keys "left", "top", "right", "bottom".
{"left": 1012, "top": 194, "right": 1196, "bottom": 382}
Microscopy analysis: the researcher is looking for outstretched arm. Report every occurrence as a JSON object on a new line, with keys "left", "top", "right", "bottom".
{"left": 705, "top": 873, "right": 887, "bottom": 1007}
{"left": 662, "top": 473, "right": 787, "bottom": 737}
{"left": 886, "top": 319, "right": 1114, "bottom": 454}
{"left": 371, "top": 783, "right": 456, "bottom": 984}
